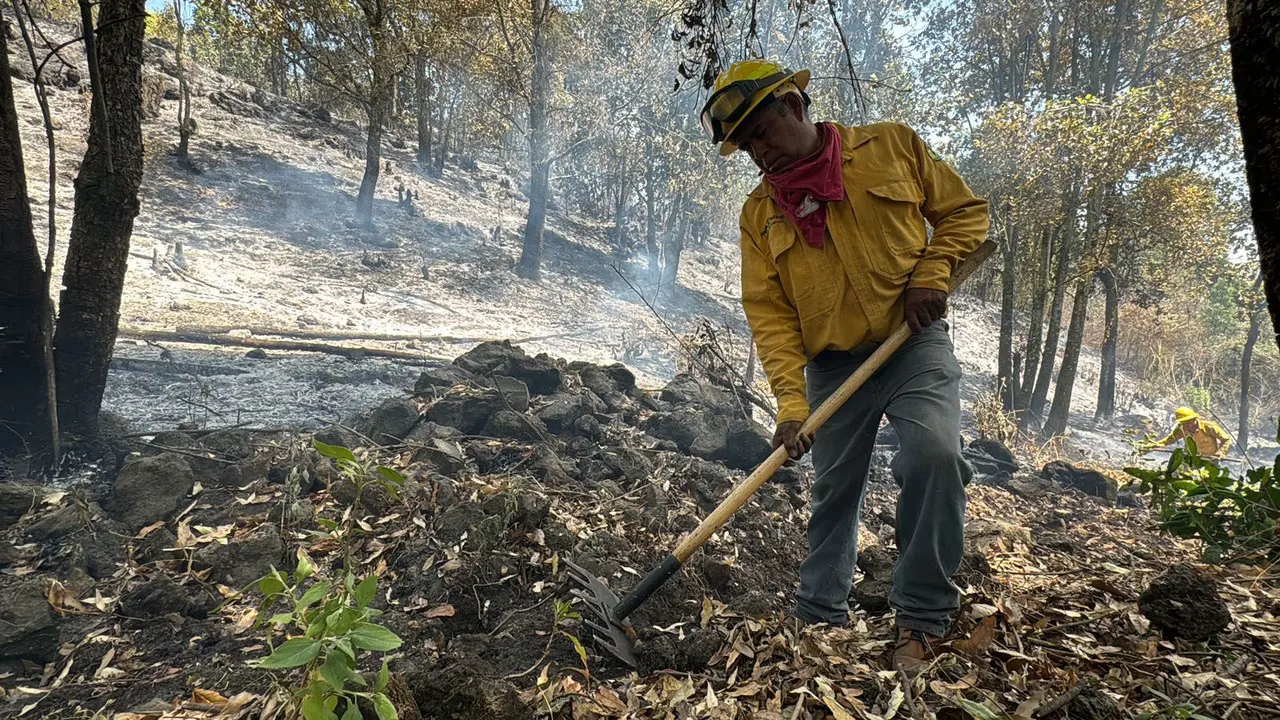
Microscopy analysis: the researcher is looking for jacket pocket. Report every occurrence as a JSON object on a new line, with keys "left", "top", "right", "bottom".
{"left": 767, "top": 221, "right": 831, "bottom": 321}
{"left": 865, "top": 180, "right": 927, "bottom": 278}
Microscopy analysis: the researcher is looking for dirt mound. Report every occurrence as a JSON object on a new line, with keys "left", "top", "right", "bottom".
{"left": 1, "top": 342, "right": 1277, "bottom": 718}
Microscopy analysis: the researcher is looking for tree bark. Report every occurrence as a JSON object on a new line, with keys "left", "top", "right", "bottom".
{"left": 1043, "top": 277, "right": 1093, "bottom": 438}
{"left": 516, "top": 0, "right": 552, "bottom": 281}
{"left": 1227, "top": 0, "right": 1280, "bottom": 354}
{"left": 1239, "top": 274, "right": 1265, "bottom": 452}
{"left": 660, "top": 197, "right": 688, "bottom": 294}
{"left": 0, "top": 27, "right": 52, "bottom": 452}
{"left": 998, "top": 223, "right": 1018, "bottom": 410}
{"left": 355, "top": 97, "right": 385, "bottom": 225}
{"left": 53, "top": 0, "right": 146, "bottom": 436}
{"left": 644, "top": 138, "right": 660, "bottom": 282}
{"left": 1018, "top": 226, "right": 1051, "bottom": 408}
{"left": 415, "top": 56, "right": 430, "bottom": 165}
{"left": 1030, "top": 186, "right": 1079, "bottom": 421}
{"left": 1095, "top": 266, "right": 1119, "bottom": 420}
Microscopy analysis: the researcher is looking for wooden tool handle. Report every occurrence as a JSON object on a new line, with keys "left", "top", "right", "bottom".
{"left": 670, "top": 240, "right": 996, "bottom": 563}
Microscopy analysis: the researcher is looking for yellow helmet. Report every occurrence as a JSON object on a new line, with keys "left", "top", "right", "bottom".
{"left": 701, "top": 59, "right": 810, "bottom": 157}
{"left": 1175, "top": 406, "right": 1200, "bottom": 423}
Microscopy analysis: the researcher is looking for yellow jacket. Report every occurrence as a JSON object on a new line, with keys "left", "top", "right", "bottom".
{"left": 739, "top": 122, "right": 990, "bottom": 423}
{"left": 1154, "top": 420, "right": 1232, "bottom": 458}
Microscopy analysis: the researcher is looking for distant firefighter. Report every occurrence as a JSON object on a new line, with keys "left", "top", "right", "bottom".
{"left": 1144, "top": 406, "right": 1232, "bottom": 459}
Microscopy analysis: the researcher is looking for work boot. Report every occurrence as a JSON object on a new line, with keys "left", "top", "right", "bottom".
{"left": 892, "top": 626, "right": 938, "bottom": 677}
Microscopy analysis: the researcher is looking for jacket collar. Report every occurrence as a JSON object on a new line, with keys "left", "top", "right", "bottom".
{"left": 747, "top": 123, "right": 879, "bottom": 199}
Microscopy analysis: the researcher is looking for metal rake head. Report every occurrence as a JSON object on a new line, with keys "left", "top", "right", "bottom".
{"left": 564, "top": 557, "right": 638, "bottom": 668}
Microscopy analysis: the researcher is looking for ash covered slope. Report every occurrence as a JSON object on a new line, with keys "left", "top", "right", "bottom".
{"left": 2, "top": 341, "right": 1276, "bottom": 719}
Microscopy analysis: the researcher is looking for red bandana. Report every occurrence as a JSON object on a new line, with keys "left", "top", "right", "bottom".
{"left": 765, "top": 123, "right": 845, "bottom": 249}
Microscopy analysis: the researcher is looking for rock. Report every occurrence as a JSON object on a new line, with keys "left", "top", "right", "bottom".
{"left": 954, "top": 552, "right": 992, "bottom": 588}
{"left": 1138, "top": 564, "right": 1232, "bottom": 642}
{"left": 0, "top": 540, "right": 15, "bottom": 568}
{"left": 536, "top": 393, "right": 595, "bottom": 434}
{"left": 851, "top": 578, "right": 892, "bottom": 612}
{"left": 121, "top": 575, "right": 213, "bottom": 619}
{"left": 414, "top": 366, "right": 474, "bottom": 394}
{"left": 25, "top": 506, "right": 85, "bottom": 542}
{"left": 1041, "top": 461, "right": 1118, "bottom": 503}
{"left": 426, "top": 390, "right": 504, "bottom": 435}
{"left": 700, "top": 558, "right": 735, "bottom": 593}
{"left": 245, "top": 348, "right": 269, "bottom": 359}
{"left": 645, "top": 406, "right": 728, "bottom": 457}
{"left": 599, "top": 447, "right": 653, "bottom": 483}
{"left": 194, "top": 526, "right": 284, "bottom": 588}
{"left": 314, "top": 425, "right": 360, "bottom": 449}
{"left": 109, "top": 453, "right": 195, "bottom": 530}
{"left": 964, "top": 438, "right": 1019, "bottom": 476}
{"left": 722, "top": 417, "right": 772, "bottom": 470}
{"left": 357, "top": 397, "right": 420, "bottom": 444}
{"left": 435, "top": 505, "right": 487, "bottom": 546}
{"left": 857, "top": 544, "right": 897, "bottom": 582}
{"left": 482, "top": 410, "right": 547, "bottom": 443}
{"left": 1057, "top": 687, "right": 1123, "bottom": 720}
{"left": 1005, "top": 473, "right": 1056, "bottom": 499}
{"left": 527, "top": 445, "right": 573, "bottom": 485}
{"left": 659, "top": 374, "right": 734, "bottom": 410}
{"left": 0, "top": 579, "right": 59, "bottom": 662}
{"left": 572, "top": 414, "right": 603, "bottom": 441}
{"left": 454, "top": 341, "right": 562, "bottom": 395}
{"left": 491, "top": 376, "right": 530, "bottom": 412}
{"left": 481, "top": 491, "right": 549, "bottom": 532}
{"left": 0, "top": 484, "right": 43, "bottom": 529}
{"left": 413, "top": 438, "right": 469, "bottom": 477}
{"left": 1117, "top": 487, "right": 1140, "bottom": 508}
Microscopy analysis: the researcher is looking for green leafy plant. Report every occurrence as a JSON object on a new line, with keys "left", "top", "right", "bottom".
{"left": 1125, "top": 440, "right": 1280, "bottom": 563}
{"left": 254, "top": 555, "right": 402, "bottom": 720}
{"left": 249, "top": 441, "right": 410, "bottom": 719}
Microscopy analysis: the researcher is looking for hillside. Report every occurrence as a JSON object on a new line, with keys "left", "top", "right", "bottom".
{"left": 4, "top": 18, "right": 1188, "bottom": 466}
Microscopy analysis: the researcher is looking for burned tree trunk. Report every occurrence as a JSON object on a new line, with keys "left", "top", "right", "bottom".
{"left": 355, "top": 96, "right": 386, "bottom": 225}
{"left": 1095, "top": 267, "right": 1119, "bottom": 420}
{"left": 415, "top": 55, "right": 431, "bottom": 165}
{"left": 997, "top": 224, "right": 1018, "bottom": 410}
{"left": 516, "top": 0, "right": 553, "bottom": 281}
{"left": 174, "top": 0, "right": 192, "bottom": 160}
{"left": 53, "top": 0, "right": 146, "bottom": 436}
{"left": 1018, "top": 227, "right": 1051, "bottom": 408}
{"left": 1239, "top": 275, "right": 1265, "bottom": 452}
{"left": 0, "top": 26, "right": 52, "bottom": 452}
{"left": 1228, "top": 0, "right": 1280, "bottom": 354}
{"left": 1030, "top": 193, "right": 1077, "bottom": 422}
{"left": 1043, "top": 277, "right": 1093, "bottom": 438}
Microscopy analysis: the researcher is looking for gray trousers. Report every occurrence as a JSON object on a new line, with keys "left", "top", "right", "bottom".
{"left": 794, "top": 322, "right": 971, "bottom": 636}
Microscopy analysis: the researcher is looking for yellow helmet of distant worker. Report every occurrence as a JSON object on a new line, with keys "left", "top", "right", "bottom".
{"left": 1175, "top": 406, "right": 1200, "bottom": 424}
{"left": 700, "top": 59, "right": 810, "bottom": 157}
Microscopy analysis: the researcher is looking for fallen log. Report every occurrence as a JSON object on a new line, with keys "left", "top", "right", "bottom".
{"left": 110, "top": 356, "right": 249, "bottom": 377}
{"left": 117, "top": 328, "right": 450, "bottom": 363}
{"left": 169, "top": 324, "right": 501, "bottom": 345}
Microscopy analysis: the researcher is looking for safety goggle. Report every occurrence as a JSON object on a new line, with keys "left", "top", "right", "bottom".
{"left": 699, "top": 72, "right": 789, "bottom": 143}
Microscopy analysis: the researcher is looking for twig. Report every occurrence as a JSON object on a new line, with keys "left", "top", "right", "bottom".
{"left": 1029, "top": 608, "right": 1126, "bottom": 636}
{"left": 1036, "top": 680, "right": 1085, "bottom": 717}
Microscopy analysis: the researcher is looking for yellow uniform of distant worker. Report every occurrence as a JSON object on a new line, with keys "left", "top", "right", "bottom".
{"left": 1148, "top": 407, "right": 1232, "bottom": 459}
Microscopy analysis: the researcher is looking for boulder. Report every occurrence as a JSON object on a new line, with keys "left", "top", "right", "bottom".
{"left": 356, "top": 397, "right": 420, "bottom": 444}
{"left": 572, "top": 414, "right": 604, "bottom": 442}
{"left": 598, "top": 447, "right": 654, "bottom": 483}
{"left": 1138, "top": 564, "right": 1231, "bottom": 642}
{"left": 482, "top": 410, "right": 548, "bottom": 444}
{"left": 454, "top": 341, "right": 562, "bottom": 395}
{"left": 857, "top": 544, "right": 897, "bottom": 582}
{"left": 491, "top": 376, "right": 530, "bottom": 412}
{"left": 121, "top": 575, "right": 214, "bottom": 619}
{"left": 413, "top": 438, "right": 469, "bottom": 477}
{"left": 25, "top": 506, "right": 86, "bottom": 542}
{"left": 1041, "top": 461, "right": 1118, "bottom": 503}
{"left": 314, "top": 425, "right": 361, "bottom": 450}
{"left": 659, "top": 374, "right": 734, "bottom": 410}
{"left": 414, "top": 366, "right": 475, "bottom": 394}
{"left": 851, "top": 578, "right": 891, "bottom": 612}
{"left": 0, "top": 579, "right": 60, "bottom": 662}
{"left": 722, "top": 417, "right": 772, "bottom": 470}
{"left": 964, "top": 438, "right": 1019, "bottom": 476}
{"left": 108, "top": 453, "right": 195, "bottom": 530}
{"left": 0, "top": 484, "right": 43, "bottom": 530}
{"left": 193, "top": 526, "right": 285, "bottom": 588}
{"left": 426, "top": 391, "right": 504, "bottom": 435}
{"left": 536, "top": 393, "right": 596, "bottom": 434}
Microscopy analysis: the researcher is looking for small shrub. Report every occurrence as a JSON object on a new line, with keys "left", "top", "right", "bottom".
{"left": 1125, "top": 440, "right": 1280, "bottom": 563}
